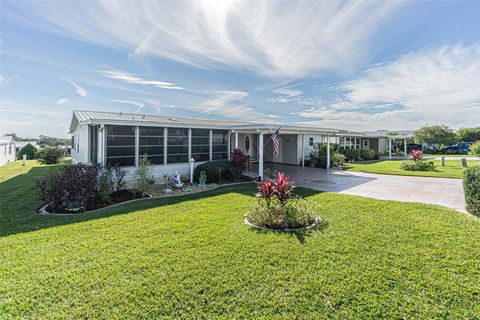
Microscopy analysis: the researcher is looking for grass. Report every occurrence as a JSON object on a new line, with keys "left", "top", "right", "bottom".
{"left": 344, "top": 159, "right": 480, "bottom": 179}
{"left": 423, "top": 153, "right": 478, "bottom": 158}
{"left": 1, "top": 160, "right": 479, "bottom": 318}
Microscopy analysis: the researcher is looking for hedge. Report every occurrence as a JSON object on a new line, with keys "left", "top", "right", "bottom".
{"left": 193, "top": 160, "right": 235, "bottom": 183}
{"left": 463, "top": 166, "right": 480, "bottom": 216}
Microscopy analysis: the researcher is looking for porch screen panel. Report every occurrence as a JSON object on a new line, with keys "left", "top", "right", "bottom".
{"left": 106, "top": 125, "right": 135, "bottom": 166}
{"left": 139, "top": 126, "right": 164, "bottom": 165}
{"left": 191, "top": 129, "right": 210, "bottom": 162}
{"left": 167, "top": 128, "right": 188, "bottom": 163}
{"left": 212, "top": 130, "right": 228, "bottom": 160}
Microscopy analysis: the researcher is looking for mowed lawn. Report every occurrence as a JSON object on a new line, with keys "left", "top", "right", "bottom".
{"left": 1, "top": 161, "right": 479, "bottom": 318}
{"left": 344, "top": 159, "right": 480, "bottom": 179}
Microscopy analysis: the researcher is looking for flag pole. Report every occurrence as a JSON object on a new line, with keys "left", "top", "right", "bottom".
{"left": 263, "top": 126, "right": 281, "bottom": 147}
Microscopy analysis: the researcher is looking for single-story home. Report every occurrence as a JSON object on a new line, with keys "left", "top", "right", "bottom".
{"left": 0, "top": 136, "right": 16, "bottom": 167}
{"left": 15, "top": 141, "right": 38, "bottom": 153}
{"left": 69, "top": 110, "right": 409, "bottom": 180}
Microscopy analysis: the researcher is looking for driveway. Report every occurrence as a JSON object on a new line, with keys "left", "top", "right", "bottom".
{"left": 262, "top": 164, "right": 466, "bottom": 212}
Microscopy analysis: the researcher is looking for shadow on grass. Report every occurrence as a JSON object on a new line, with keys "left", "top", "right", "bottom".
{"left": 0, "top": 162, "right": 325, "bottom": 238}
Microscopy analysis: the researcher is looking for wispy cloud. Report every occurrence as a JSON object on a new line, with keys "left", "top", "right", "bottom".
{"left": 56, "top": 98, "right": 69, "bottom": 105}
{"left": 269, "top": 84, "right": 322, "bottom": 106}
{"left": 0, "top": 74, "right": 18, "bottom": 87}
{"left": 102, "top": 69, "right": 183, "bottom": 90}
{"left": 111, "top": 99, "right": 145, "bottom": 113}
{"left": 12, "top": 1, "right": 404, "bottom": 78}
{"left": 293, "top": 44, "right": 480, "bottom": 130}
{"left": 66, "top": 80, "right": 87, "bottom": 97}
{"left": 200, "top": 90, "right": 249, "bottom": 114}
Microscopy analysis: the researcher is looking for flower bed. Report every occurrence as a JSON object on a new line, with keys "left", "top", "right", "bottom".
{"left": 246, "top": 172, "right": 321, "bottom": 230}
{"left": 400, "top": 150, "right": 436, "bottom": 171}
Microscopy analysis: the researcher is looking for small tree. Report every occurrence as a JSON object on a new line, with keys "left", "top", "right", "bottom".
{"left": 110, "top": 164, "right": 127, "bottom": 192}
{"left": 471, "top": 140, "right": 480, "bottom": 156}
{"left": 36, "top": 147, "right": 65, "bottom": 164}
{"left": 17, "top": 143, "right": 38, "bottom": 160}
{"left": 456, "top": 127, "right": 480, "bottom": 143}
{"left": 99, "top": 168, "right": 113, "bottom": 203}
{"left": 135, "top": 155, "right": 154, "bottom": 196}
{"left": 413, "top": 125, "right": 456, "bottom": 149}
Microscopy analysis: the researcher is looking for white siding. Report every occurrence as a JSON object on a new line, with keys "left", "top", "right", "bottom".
{"left": 0, "top": 143, "right": 16, "bottom": 166}
{"left": 123, "top": 161, "right": 207, "bottom": 182}
{"left": 71, "top": 124, "right": 89, "bottom": 164}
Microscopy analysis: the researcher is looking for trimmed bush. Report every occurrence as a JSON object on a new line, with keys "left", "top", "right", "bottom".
{"left": 340, "top": 148, "right": 375, "bottom": 162}
{"left": 193, "top": 160, "right": 235, "bottom": 183}
{"left": 471, "top": 140, "right": 480, "bottom": 156}
{"left": 463, "top": 166, "right": 480, "bottom": 216}
{"left": 17, "top": 143, "right": 38, "bottom": 160}
{"left": 359, "top": 148, "right": 375, "bottom": 161}
{"left": 36, "top": 147, "right": 64, "bottom": 164}
{"left": 400, "top": 160, "right": 436, "bottom": 171}
{"left": 309, "top": 143, "right": 343, "bottom": 168}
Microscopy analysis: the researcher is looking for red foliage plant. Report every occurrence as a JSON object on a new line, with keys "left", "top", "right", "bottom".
{"left": 257, "top": 171, "right": 294, "bottom": 207}
{"left": 231, "top": 148, "right": 249, "bottom": 169}
{"left": 410, "top": 149, "right": 424, "bottom": 162}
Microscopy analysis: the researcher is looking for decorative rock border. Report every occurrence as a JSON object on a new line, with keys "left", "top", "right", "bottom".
{"left": 37, "top": 181, "right": 255, "bottom": 216}
{"left": 244, "top": 214, "right": 323, "bottom": 232}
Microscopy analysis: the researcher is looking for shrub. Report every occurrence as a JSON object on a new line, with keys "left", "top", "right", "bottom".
{"left": 99, "top": 168, "right": 113, "bottom": 203}
{"left": 231, "top": 148, "right": 248, "bottom": 171}
{"left": 109, "top": 164, "right": 127, "bottom": 192}
{"left": 400, "top": 160, "right": 435, "bottom": 171}
{"left": 463, "top": 166, "right": 480, "bottom": 216}
{"left": 135, "top": 155, "right": 154, "bottom": 196}
{"left": 309, "top": 143, "right": 343, "bottom": 168}
{"left": 35, "top": 168, "right": 63, "bottom": 208}
{"left": 248, "top": 197, "right": 318, "bottom": 229}
{"left": 17, "top": 143, "right": 38, "bottom": 160}
{"left": 359, "top": 148, "right": 375, "bottom": 161}
{"left": 471, "top": 141, "right": 480, "bottom": 156}
{"left": 193, "top": 160, "right": 234, "bottom": 183}
{"left": 36, "top": 147, "right": 64, "bottom": 164}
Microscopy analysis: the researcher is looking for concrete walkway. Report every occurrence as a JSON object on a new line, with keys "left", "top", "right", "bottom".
{"left": 263, "top": 164, "right": 466, "bottom": 212}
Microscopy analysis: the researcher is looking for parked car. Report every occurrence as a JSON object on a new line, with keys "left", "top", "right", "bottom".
{"left": 441, "top": 143, "right": 471, "bottom": 154}
{"left": 407, "top": 144, "right": 422, "bottom": 152}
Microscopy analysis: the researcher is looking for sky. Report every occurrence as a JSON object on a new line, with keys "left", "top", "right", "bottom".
{"left": 0, "top": 1, "right": 479, "bottom": 138}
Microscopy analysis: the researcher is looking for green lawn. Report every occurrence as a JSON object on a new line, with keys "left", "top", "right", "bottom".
{"left": 423, "top": 154, "right": 478, "bottom": 158}
{"left": 1, "top": 161, "right": 479, "bottom": 318}
{"left": 344, "top": 159, "right": 480, "bottom": 179}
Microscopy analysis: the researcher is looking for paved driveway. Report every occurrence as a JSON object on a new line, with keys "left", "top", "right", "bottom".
{"left": 263, "top": 164, "right": 466, "bottom": 212}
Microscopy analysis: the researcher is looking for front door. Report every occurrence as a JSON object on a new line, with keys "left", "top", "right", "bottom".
{"left": 363, "top": 139, "right": 370, "bottom": 149}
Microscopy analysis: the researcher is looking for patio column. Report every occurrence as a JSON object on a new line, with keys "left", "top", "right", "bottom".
{"left": 343, "top": 136, "right": 346, "bottom": 148}
{"left": 258, "top": 132, "right": 264, "bottom": 180}
{"left": 301, "top": 133, "right": 305, "bottom": 167}
{"left": 209, "top": 129, "right": 213, "bottom": 161}
{"left": 354, "top": 137, "right": 357, "bottom": 149}
{"left": 227, "top": 131, "right": 231, "bottom": 160}
{"left": 388, "top": 139, "right": 392, "bottom": 160}
{"left": 234, "top": 132, "right": 239, "bottom": 148}
{"left": 326, "top": 135, "right": 331, "bottom": 170}
{"left": 404, "top": 138, "right": 407, "bottom": 156}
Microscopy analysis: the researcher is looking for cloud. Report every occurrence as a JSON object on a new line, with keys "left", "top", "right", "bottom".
{"left": 200, "top": 90, "right": 249, "bottom": 114}
{"left": 0, "top": 74, "right": 18, "bottom": 86}
{"left": 293, "top": 44, "right": 480, "bottom": 130}
{"left": 102, "top": 69, "right": 183, "bottom": 90}
{"left": 11, "top": 1, "right": 404, "bottom": 78}
{"left": 66, "top": 80, "right": 87, "bottom": 97}
{"left": 269, "top": 84, "right": 322, "bottom": 106}
{"left": 111, "top": 99, "right": 145, "bottom": 113}
{"left": 56, "top": 98, "right": 69, "bottom": 105}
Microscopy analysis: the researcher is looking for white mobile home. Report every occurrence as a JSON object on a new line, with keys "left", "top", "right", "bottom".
{"left": 69, "top": 110, "right": 341, "bottom": 180}
{"left": 0, "top": 136, "right": 16, "bottom": 166}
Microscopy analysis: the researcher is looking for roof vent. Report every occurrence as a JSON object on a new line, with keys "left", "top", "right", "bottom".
{"left": 168, "top": 117, "right": 179, "bottom": 122}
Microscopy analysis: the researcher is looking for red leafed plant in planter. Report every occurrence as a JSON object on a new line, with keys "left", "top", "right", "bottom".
{"left": 248, "top": 171, "right": 319, "bottom": 230}
{"left": 410, "top": 149, "right": 424, "bottom": 162}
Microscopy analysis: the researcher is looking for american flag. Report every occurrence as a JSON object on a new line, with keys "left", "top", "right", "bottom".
{"left": 271, "top": 129, "right": 280, "bottom": 159}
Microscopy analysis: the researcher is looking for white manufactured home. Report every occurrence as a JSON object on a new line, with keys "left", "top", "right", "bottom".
{"left": 0, "top": 136, "right": 16, "bottom": 167}
{"left": 69, "top": 110, "right": 408, "bottom": 180}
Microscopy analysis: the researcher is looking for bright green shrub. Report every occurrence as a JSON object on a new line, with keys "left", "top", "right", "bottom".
{"left": 471, "top": 141, "right": 480, "bottom": 156}
{"left": 359, "top": 148, "right": 375, "bottom": 160}
{"left": 463, "top": 166, "right": 480, "bottom": 216}
{"left": 17, "top": 143, "right": 38, "bottom": 160}
{"left": 400, "top": 160, "right": 436, "bottom": 171}
{"left": 340, "top": 148, "right": 375, "bottom": 162}
{"left": 193, "top": 160, "right": 235, "bottom": 183}
{"left": 36, "top": 147, "right": 64, "bottom": 164}
{"left": 309, "top": 143, "right": 343, "bottom": 168}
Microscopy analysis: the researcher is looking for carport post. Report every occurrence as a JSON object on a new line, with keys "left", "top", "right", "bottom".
{"left": 326, "top": 135, "right": 331, "bottom": 170}
{"left": 234, "top": 132, "right": 239, "bottom": 149}
{"left": 354, "top": 137, "right": 357, "bottom": 149}
{"left": 388, "top": 139, "right": 392, "bottom": 160}
{"left": 404, "top": 138, "right": 407, "bottom": 156}
{"left": 301, "top": 133, "right": 305, "bottom": 167}
{"left": 258, "top": 132, "right": 264, "bottom": 180}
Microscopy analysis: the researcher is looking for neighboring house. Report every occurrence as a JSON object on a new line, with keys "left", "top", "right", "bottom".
{"left": 15, "top": 141, "right": 38, "bottom": 153}
{"left": 69, "top": 110, "right": 410, "bottom": 179}
{"left": 0, "top": 136, "right": 16, "bottom": 166}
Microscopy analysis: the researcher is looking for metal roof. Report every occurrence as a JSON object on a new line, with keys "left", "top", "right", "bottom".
{"left": 70, "top": 110, "right": 338, "bottom": 134}
{"left": 0, "top": 136, "right": 14, "bottom": 145}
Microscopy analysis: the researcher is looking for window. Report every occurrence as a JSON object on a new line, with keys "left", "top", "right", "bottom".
{"left": 309, "top": 137, "right": 314, "bottom": 146}
{"left": 106, "top": 125, "right": 135, "bottom": 166}
{"left": 191, "top": 129, "right": 210, "bottom": 162}
{"left": 167, "top": 128, "right": 188, "bottom": 163}
{"left": 139, "top": 126, "right": 164, "bottom": 165}
{"left": 212, "top": 130, "right": 228, "bottom": 160}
